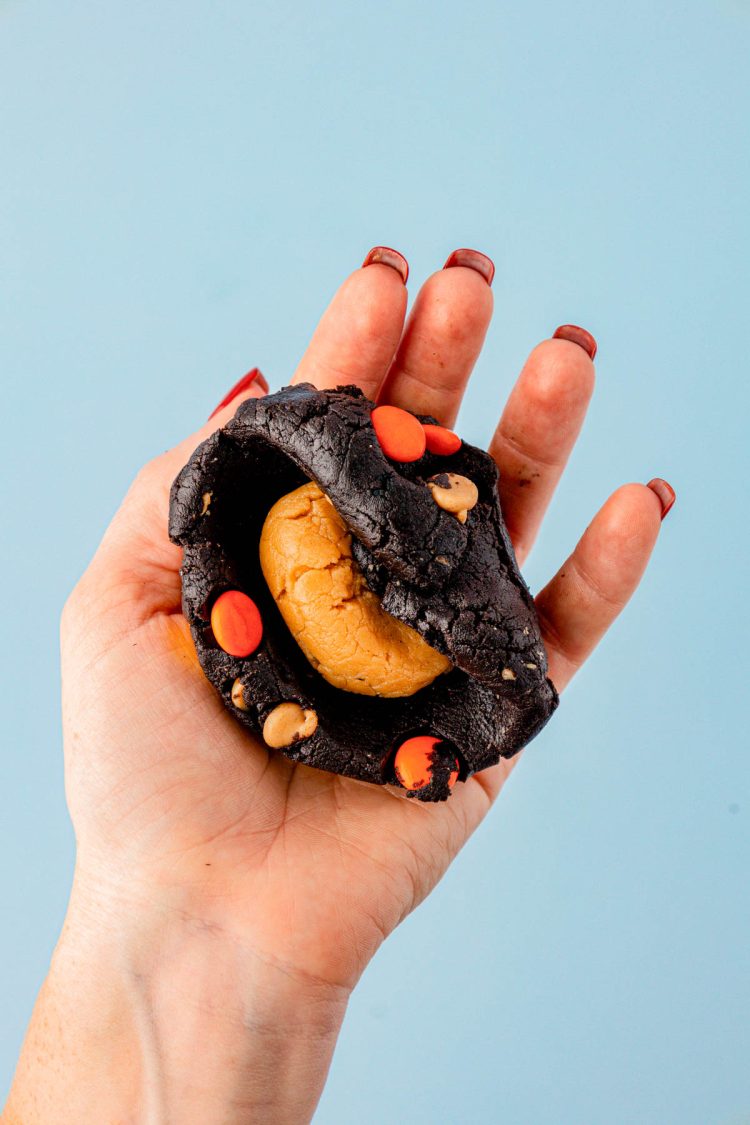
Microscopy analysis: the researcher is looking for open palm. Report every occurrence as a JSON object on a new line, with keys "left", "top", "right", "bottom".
{"left": 62, "top": 250, "right": 667, "bottom": 998}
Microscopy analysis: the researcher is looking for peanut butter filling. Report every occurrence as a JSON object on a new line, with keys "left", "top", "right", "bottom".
{"left": 259, "top": 482, "right": 451, "bottom": 697}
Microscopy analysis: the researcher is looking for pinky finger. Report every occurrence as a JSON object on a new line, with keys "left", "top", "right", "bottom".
{"left": 536, "top": 481, "right": 674, "bottom": 692}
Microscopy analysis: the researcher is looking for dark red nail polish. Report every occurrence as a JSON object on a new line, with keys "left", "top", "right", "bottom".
{"left": 209, "top": 368, "right": 269, "bottom": 420}
{"left": 553, "top": 324, "right": 598, "bottom": 360}
{"left": 647, "top": 478, "right": 676, "bottom": 520}
{"left": 443, "top": 248, "right": 495, "bottom": 286}
{"left": 362, "top": 246, "right": 409, "bottom": 284}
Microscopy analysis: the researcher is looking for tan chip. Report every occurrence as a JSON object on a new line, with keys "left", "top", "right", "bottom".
{"left": 427, "top": 473, "right": 479, "bottom": 521}
{"left": 231, "top": 678, "right": 249, "bottom": 710}
{"left": 263, "top": 702, "right": 318, "bottom": 748}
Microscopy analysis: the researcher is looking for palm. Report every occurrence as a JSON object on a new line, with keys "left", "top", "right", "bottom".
{"left": 63, "top": 252, "right": 665, "bottom": 992}
{"left": 65, "top": 594, "right": 501, "bottom": 990}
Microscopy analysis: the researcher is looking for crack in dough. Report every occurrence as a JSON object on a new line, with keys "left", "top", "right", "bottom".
{"left": 259, "top": 482, "right": 451, "bottom": 697}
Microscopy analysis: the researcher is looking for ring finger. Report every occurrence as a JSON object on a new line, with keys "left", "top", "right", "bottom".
{"left": 488, "top": 328, "right": 597, "bottom": 566}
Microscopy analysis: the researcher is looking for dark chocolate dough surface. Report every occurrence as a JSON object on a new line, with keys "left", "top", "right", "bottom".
{"left": 169, "top": 384, "right": 558, "bottom": 799}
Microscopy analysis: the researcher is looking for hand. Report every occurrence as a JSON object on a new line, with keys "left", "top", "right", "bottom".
{"left": 4, "top": 248, "right": 672, "bottom": 1124}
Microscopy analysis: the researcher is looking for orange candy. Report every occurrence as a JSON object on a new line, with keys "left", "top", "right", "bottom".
{"left": 393, "top": 736, "right": 459, "bottom": 791}
{"left": 422, "top": 423, "right": 462, "bottom": 456}
{"left": 371, "top": 405, "right": 426, "bottom": 462}
{"left": 210, "top": 590, "right": 263, "bottom": 657}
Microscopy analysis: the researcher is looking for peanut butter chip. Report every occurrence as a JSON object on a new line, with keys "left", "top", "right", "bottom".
{"left": 501, "top": 668, "right": 516, "bottom": 681}
{"left": 231, "top": 678, "right": 249, "bottom": 710}
{"left": 427, "top": 473, "right": 479, "bottom": 519}
{"left": 263, "top": 702, "right": 318, "bottom": 749}
{"left": 200, "top": 491, "right": 212, "bottom": 516}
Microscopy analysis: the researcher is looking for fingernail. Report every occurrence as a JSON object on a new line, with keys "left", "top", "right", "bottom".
{"left": 647, "top": 478, "right": 676, "bottom": 520}
{"left": 552, "top": 324, "right": 597, "bottom": 360}
{"left": 362, "top": 246, "right": 409, "bottom": 284}
{"left": 443, "top": 248, "right": 495, "bottom": 286}
{"left": 209, "top": 368, "right": 269, "bottom": 420}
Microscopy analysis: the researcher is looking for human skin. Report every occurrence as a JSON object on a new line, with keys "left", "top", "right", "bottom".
{"left": 2, "top": 251, "right": 672, "bottom": 1123}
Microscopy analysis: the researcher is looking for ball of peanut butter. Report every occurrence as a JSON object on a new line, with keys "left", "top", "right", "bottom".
{"left": 259, "top": 482, "right": 451, "bottom": 697}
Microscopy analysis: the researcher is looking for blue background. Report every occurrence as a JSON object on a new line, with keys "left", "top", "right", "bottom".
{"left": 1, "top": 2, "right": 748, "bottom": 1122}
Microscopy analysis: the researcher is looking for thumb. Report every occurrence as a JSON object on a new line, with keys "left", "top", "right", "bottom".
{"left": 75, "top": 371, "right": 268, "bottom": 629}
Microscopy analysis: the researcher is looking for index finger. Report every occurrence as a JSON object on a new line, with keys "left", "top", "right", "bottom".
{"left": 291, "top": 248, "right": 408, "bottom": 397}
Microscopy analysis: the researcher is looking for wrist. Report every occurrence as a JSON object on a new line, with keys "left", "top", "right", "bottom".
{"left": 5, "top": 870, "right": 349, "bottom": 1124}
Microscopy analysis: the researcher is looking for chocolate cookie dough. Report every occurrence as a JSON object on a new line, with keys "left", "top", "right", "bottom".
{"left": 169, "top": 383, "right": 558, "bottom": 800}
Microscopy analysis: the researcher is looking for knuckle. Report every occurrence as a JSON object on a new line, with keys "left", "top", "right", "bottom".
{"left": 574, "top": 554, "right": 627, "bottom": 613}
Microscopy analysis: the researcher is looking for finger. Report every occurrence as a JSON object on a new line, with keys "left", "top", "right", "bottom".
{"left": 536, "top": 481, "right": 672, "bottom": 692}
{"left": 449, "top": 477, "right": 672, "bottom": 813}
{"left": 488, "top": 333, "right": 596, "bottom": 566}
{"left": 378, "top": 250, "right": 494, "bottom": 426}
{"left": 291, "top": 247, "right": 409, "bottom": 397}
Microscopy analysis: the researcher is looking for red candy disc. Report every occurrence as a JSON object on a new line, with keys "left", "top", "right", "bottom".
{"left": 210, "top": 590, "right": 263, "bottom": 657}
{"left": 393, "top": 736, "right": 459, "bottom": 791}
{"left": 371, "top": 405, "right": 426, "bottom": 462}
{"left": 422, "top": 423, "right": 462, "bottom": 456}
{"left": 394, "top": 736, "right": 439, "bottom": 790}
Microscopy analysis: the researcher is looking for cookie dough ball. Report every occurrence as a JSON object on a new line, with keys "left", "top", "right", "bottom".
{"left": 259, "top": 482, "right": 451, "bottom": 697}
